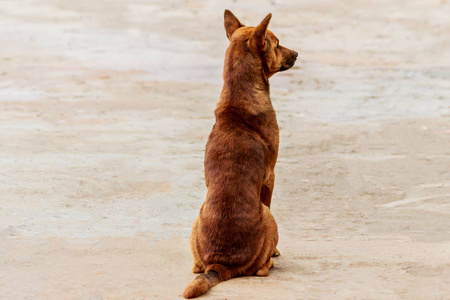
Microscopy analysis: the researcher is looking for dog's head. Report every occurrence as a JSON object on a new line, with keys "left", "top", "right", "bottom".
{"left": 224, "top": 10, "right": 298, "bottom": 78}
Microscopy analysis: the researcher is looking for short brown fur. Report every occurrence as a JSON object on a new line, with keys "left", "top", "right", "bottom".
{"left": 183, "top": 10, "right": 298, "bottom": 299}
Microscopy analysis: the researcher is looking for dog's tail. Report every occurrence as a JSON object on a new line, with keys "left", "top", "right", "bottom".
{"left": 183, "top": 264, "right": 232, "bottom": 298}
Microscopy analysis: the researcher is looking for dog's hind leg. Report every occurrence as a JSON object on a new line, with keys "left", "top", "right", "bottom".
{"left": 261, "top": 176, "right": 281, "bottom": 257}
{"left": 190, "top": 217, "right": 205, "bottom": 273}
{"left": 263, "top": 200, "right": 281, "bottom": 257}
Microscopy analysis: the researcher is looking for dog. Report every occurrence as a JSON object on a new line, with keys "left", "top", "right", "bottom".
{"left": 183, "top": 10, "right": 298, "bottom": 298}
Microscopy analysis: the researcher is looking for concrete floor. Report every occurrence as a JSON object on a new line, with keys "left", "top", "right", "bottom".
{"left": 0, "top": 0, "right": 449, "bottom": 299}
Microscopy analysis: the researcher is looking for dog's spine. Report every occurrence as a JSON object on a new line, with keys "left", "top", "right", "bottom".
{"left": 183, "top": 264, "right": 231, "bottom": 298}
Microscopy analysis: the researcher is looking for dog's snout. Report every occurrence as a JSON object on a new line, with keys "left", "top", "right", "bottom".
{"left": 293, "top": 51, "right": 298, "bottom": 59}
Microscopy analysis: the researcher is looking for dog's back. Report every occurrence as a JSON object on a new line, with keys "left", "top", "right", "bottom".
{"left": 202, "top": 118, "right": 268, "bottom": 263}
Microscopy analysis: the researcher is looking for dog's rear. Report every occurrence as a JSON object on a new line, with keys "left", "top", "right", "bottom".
{"left": 183, "top": 10, "right": 297, "bottom": 299}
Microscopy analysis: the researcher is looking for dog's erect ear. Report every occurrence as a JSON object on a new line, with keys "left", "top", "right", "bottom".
{"left": 252, "top": 13, "right": 272, "bottom": 48}
{"left": 224, "top": 10, "right": 244, "bottom": 40}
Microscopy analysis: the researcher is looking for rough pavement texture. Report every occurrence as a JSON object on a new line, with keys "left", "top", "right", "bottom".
{"left": 0, "top": 0, "right": 449, "bottom": 299}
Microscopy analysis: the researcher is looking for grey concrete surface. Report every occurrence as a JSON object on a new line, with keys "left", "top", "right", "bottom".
{"left": 0, "top": 0, "right": 449, "bottom": 299}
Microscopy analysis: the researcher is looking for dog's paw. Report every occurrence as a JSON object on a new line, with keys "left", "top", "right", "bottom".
{"left": 255, "top": 258, "right": 273, "bottom": 276}
{"left": 192, "top": 264, "right": 204, "bottom": 273}
{"left": 272, "top": 248, "right": 280, "bottom": 257}
{"left": 255, "top": 268, "right": 269, "bottom": 276}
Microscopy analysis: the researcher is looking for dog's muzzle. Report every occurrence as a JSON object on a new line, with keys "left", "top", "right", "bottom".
{"left": 279, "top": 51, "right": 298, "bottom": 71}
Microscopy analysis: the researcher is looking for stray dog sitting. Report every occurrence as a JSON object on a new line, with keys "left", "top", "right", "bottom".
{"left": 183, "top": 10, "right": 298, "bottom": 299}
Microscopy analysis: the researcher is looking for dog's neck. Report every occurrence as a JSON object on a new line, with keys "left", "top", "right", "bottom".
{"left": 217, "top": 45, "right": 272, "bottom": 115}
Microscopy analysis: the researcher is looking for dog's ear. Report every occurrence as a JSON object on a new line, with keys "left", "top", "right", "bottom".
{"left": 224, "top": 9, "right": 244, "bottom": 40}
{"left": 252, "top": 13, "right": 272, "bottom": 49}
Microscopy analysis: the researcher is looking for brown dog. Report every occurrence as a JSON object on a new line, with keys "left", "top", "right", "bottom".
{"left": 183, "top": 10, "right": 298, "bottom": 299}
